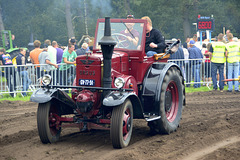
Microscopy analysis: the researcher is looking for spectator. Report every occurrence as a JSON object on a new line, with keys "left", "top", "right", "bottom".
{"left": 202, "top": 32, "right": 207, "bottom": 41}
{"left": 59, "top": 43, "right": 77, "bottom": 85}
{"left": 188, "top": 40, "right": 203, "bottom": 88}
{"left": 64, "top": 37, "right": 77, "bottom": 53}
{"left": 44, "top": 39, "right": 57, "bottom": 68}
{"left": 204, "top": 43, "right": 212, "bottom": 86}
{"left": 44, "top": 39, "right": 58, "bottom": 84}
{"left": 76, "top": 43, "right": 88, "bottom": 56}
{"left": 89, "top": 46, "right": 93, "bottom": 52}
{"left": 38, "top": 48, "right": 58, "bottom": 77}
{"left": 201, "top": 43, "right": 207, "bottom": 84}
{"left": 52, "top": 41, "right": 63, "bottom": 65}
{"left": 30, "top": 40, "right": 43, "bottom": 79}
{"left": 225, "top": 33, "right": 239, "bottom": 92}
{"left": 141, "top": 16, "right": 166, "bottom": 57}
{"left": 16, "top": 48, "right": 31, "bottom": 96}
{"left": 208, "top": 33, "right": 227, "bottom": 92}
{"left": 193, "top": 35, "right": 201, "bottom": 49}
{"left": 224, "top": 29, "right": 231, "bottom": 43}
{"left": 168, "top": 39, "right": 184, "bottom": 71}
{"left": 201, "top": 43, "right": 207, "bottom": 56}
{"left": 198, "top": 32, "right": 207, "bottom": 41}
{"left": 232, "top": 37, "right": 238, "bottom": 42}
{"left": 183, "top": 37, "right": 190, "bottom": 49}
{"left": 0, "top": 48, "right": 16, "bottom": 97}
{"left": 84, "top": 37, "right": 92, "bottom": 51}
{"left": 69, "top": 37, "right": 78, "bottom": 50}
{"left": 52, "top": 41, "right": 63, "bottom": 85}
{"left": 7, "top": 34, "right": 17, "bottom": 49}
{"left": 182, "top": 47, "right": 190, "bottom": 87}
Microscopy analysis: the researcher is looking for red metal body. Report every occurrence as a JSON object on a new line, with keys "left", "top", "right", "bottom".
{"left": 68, "top": 18, "right": 170, "bottom": 130}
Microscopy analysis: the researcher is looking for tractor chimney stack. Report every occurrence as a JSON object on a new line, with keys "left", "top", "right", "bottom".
{"left": 98, "top": 17, "right": 117, "bottom": 97}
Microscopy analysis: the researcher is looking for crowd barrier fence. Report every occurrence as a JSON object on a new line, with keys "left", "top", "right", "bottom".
{"left": 0, "top": 58, "right": 214, "bottom": 97}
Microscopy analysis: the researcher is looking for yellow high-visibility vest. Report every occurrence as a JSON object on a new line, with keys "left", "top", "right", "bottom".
{"left": 226, "top": 41, "right": 240, "bottom": 63}
{"left": 211, "top": 42, "right": 226, "bottom": 63}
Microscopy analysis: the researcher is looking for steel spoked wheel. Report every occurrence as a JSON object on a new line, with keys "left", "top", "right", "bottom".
{"left": 37, "top": 101, "right": 61, "bottom": 143}
{"left": 110, "top": 99, "right": 133, "bottom": 148}
{"left": 148, "top": 67, "right": 183, "bottom": 134}
{"left": 165, "top": 80, "right": 179, "bottom": 122}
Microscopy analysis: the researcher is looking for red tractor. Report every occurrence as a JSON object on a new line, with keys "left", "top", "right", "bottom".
{"left": 31, "top": 17, "right": 185, "bottom": 148}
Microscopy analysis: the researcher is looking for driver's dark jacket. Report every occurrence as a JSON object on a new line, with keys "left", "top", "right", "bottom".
{"left": 145, "top": 28, "right": 166, "bottom": 53}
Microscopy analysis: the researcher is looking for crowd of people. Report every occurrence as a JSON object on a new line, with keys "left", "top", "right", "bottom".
{"left": 137, "top": 15, "right": 239, "bottom": 92}
{"left": 170, "top": 30, "right": 240, "bottom": 92}
{"left": 0, "top": 36, "right": 92, "bottom": 97}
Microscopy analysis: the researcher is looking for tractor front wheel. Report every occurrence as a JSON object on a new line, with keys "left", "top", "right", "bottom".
{"left": 37, "top": 101, "right": 62, "bottom": 143}
{"left": 110, "top": 99, "right": 133, "bottom": 148}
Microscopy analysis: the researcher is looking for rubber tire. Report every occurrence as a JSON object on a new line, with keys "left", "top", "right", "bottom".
{"left": 110, "top": 99, "right": 133, "bottom": 149}
{"left": 37, "top": 101, "right": 61, "bottom": 143}
{"left": 148, "top": 67, "right": 183, "bottom": 134}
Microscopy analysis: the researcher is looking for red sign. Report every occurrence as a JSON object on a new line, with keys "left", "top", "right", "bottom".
{"left": 197, "top": 19, "right": 214, "bottom": 31}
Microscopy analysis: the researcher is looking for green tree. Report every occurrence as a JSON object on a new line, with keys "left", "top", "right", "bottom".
{"left": 0, "top": 0, "right": 239, "bottom": 49}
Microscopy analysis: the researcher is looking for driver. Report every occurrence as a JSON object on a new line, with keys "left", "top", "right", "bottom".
{"left": 119, "top": 15, "right": 140, "bottom": 48}
{"left": 141, "top": 16, "right": 166, "bottom": 57}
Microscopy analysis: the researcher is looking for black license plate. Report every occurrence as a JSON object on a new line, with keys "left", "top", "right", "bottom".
{"left": 79, "top": 79, "right": 95, "bottom": 86}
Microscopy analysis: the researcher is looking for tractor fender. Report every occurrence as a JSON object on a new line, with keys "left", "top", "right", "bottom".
{"left": 103, "top": 91, "right": 144, "bottom": 118}
{"left": 31, "top": 88, "right": 77, "bottom": 110}
{"left": 142, "top": 62, "right": 184, "bottom": 111}
{"left": 154, "top": 63, "right": 183, "bottom": 103}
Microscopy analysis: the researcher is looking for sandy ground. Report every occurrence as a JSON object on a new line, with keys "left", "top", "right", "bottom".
{"left": 0, "top": 91, "right": 240, "bottom": 160}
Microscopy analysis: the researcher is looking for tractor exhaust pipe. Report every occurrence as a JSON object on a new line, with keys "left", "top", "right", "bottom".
{"left": 98, "top": 17, "right": 117, "bottom": 97}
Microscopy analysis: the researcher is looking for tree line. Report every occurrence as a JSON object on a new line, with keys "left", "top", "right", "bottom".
{"left": 0, "top": 0, "right": 239, "bottom": 48}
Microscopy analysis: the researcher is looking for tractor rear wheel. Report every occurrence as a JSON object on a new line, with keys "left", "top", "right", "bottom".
{"left": 37, "top": 101, "right": 62, "bottom": 143}
{"left": 148, "top": 67, "right": 183, "bottom": 134}
{"left": 110, "top": 99, "right": 133, "bottom": 148}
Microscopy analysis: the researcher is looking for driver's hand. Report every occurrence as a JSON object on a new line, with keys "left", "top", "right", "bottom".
{"left": 150, "top": 42, "right": 157, "bottom": 48}
{"left": 127, "top": 36, "right": 132, "bottom": 42}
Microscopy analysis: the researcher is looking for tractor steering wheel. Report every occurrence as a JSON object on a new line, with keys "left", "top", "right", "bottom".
{"left": 112, "top": 33, "right": 131, "bottom": 48}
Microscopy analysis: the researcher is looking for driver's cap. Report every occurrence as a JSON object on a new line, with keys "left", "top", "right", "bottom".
{"left": 127, "top": 15, "right": 134, "bottom": 19}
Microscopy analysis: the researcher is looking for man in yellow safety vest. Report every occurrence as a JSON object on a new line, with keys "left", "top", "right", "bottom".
{"left": 226, "top": 33, "right": 240, "bottom": 92}
{"left": 208, "top": 33, "right": 227, "bottom": 92}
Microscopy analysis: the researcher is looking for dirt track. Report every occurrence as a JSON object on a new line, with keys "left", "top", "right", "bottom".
{"left": 0, "top": 91, "right": 240, "bottom": 160}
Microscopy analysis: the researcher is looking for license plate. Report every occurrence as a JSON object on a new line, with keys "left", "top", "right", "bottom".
{"left": 79, "top": 79, "right": 95, "bottom": 86}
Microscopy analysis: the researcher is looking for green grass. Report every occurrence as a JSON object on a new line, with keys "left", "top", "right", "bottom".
{"left": 0, "top": 91, "right": 72, "bottom": 101}
{"left": 0, "top": 92, "right": 31, "bottom": 101}
{"left": 0, "top": 76, "right": 7, "bottom": 83}
{"left": 185, "top": 84, "right": 228, "bottom": 93}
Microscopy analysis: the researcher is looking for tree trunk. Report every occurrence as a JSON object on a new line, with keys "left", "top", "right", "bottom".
{"left": 83, "top": 0, "right": 88, "bottom": 35}
{"left": 182, "top": 5, "right": 191, "bottom": 40}
{"left": 0, "top": 5, "right": 5, "bottom": 31}
{"left": 65, "top": 0, "right": 75, "bottom": 38}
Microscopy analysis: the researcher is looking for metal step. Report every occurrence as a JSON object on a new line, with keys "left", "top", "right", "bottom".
{"left": 143, "top": 112, "right": 161, "bottom": 122}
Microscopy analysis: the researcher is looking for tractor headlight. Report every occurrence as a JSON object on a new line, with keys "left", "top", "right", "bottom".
{"left": 114, "top": 77, "right": 125, "bottom": 89}
{"left": 42, "top": 75, "right": 52, "bottom": 86}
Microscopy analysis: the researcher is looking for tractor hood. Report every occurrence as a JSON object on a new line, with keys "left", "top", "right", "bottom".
{"left": 76, "top": 51, "right": 129, "bottom": 88}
